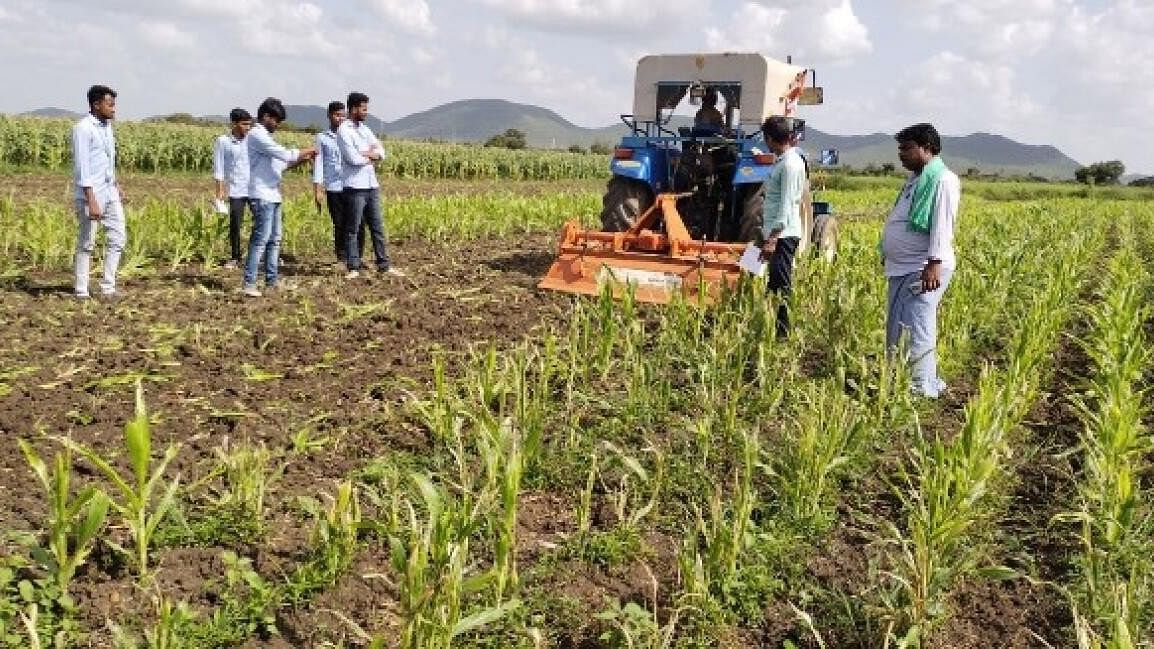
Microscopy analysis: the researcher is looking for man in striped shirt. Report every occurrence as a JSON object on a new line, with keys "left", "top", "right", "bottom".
{"left": 338, "top": 91, "right": 404, "bottom": 279}
{"left": 313, "top": 101, "right": 363, "bottom": 266}
{"left": 72, "top": 84, "right": 126, "bottom": 299}
{"left": 212, "top": 108, "right": 253, "bottom": 269}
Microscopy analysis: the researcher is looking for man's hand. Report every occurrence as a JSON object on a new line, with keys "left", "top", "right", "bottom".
{"left": 314, "top": 184, "right": 325, "bottom": 207}
{"left": 760, "top": 236, "right": 778, "bottom": 260}
{"left": 300, "top": 147, "right": 318, "bottom": 161}
{"left": 118, "top": 185, "right": 129, "bottom": 205}
{"left": 87, "top": 200, "right": 103, "bottom": 221}
{"left": 921, "top": 261, "right": 942, "bottom": 292}
{"left": 363, "top": 148, "right": 382, "bottom": 161}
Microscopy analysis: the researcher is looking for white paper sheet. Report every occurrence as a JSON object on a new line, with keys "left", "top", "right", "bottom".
{"left": 213, "top": 198, "right": 228, "bottom": 215}
{"left": 739, "top": 242, "right": 766, "bottom": 276}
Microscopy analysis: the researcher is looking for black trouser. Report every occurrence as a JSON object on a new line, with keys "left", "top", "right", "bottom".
{"left": 326, "top": 191, "right": 364, "bottom": 261}
{"left": 228, "top": 197, "right": 249, "bottom": 263}
{"left": 344, "top": 188, "right": 390, "bottom": 271}
{"left": 767, "top": 236, "right": 800, "bottom": 338}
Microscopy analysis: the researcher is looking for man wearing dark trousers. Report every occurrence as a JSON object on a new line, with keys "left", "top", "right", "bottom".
{"left": 760, "top": 116, "right": 807, "bottom": 338}
{"left": 213, "top": 108, "right": 253, "bottom": 269}
{"left": 312, "top": 101, "right": 363, "bottom": 267}
{"left": 337, "top": 91, "right": 404, "bottom": 279}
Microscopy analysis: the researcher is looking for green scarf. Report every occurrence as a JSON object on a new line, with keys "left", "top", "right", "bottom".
{"left": 907, "top": 156, "right": 945, "bottom": 234}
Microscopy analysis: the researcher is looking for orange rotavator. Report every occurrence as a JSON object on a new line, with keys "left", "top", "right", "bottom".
{"left": 538, "top": 192, "right": 748, "bottom": 304}
{"left": 538, "top": 52, "right": 835, "bottom": 305}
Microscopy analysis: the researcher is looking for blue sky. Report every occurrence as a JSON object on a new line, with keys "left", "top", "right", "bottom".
{"left": 1, "top": 0, "right": 1150, "bottom": 173}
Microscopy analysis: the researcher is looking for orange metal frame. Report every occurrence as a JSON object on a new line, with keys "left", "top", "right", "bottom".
{"left": 537, "top": 193, "right": 750, "bottom": 304}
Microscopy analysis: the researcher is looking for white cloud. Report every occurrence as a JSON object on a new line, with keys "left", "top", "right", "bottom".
{"left": 368, "top": 0, "right": 435, "bottom": 35}
{"left": 474, "top": 0, "right": 702, "bottom": 35}
{"left": 240, "top": 2, "right": 339, "bottom": 58}
{"left": 138, "top": 20, "right": 195, "bottom": 50}
{"left": 705, "top": 0, "right": 871, "bottom": 65}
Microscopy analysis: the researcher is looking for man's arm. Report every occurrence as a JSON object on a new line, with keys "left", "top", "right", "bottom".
{"left": 927, "top": 172, "right": 959, "bottom": 262}
{"left": 250, "top": 127, "right": 300, "bottom": 164}
{"left": 337, "top": 125, "right": 369, "bottom": 167}
{"left": 72, "top": 124, "right": 102, "bottom": 218}
{"left": 212, "top": 137, "right": 227, "bottom": 200}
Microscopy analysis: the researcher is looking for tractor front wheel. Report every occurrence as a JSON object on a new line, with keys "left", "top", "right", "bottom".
{"left": 600, "top": 177, "right": 653, "bottom": 231}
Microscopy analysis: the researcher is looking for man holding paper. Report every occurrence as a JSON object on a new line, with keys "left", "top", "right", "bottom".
{"left": 759, "top": 116, "right": 807, "bottom": 338}
{"left": 212, "top": 108, "right": 253, "bottom": 269}
{"left": 880, "top": 123, "right": 960, "bottom": 399}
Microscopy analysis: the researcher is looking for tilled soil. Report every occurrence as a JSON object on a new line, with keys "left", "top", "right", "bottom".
{"left": 0, "top": 232, "right": 577, "bottom": 645}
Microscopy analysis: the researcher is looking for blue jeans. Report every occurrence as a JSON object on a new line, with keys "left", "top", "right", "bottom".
{"left": 344, "top": 188, "right": 390, "bottom": 271}
{"left": 886, "top": 267, "right": 953, "bottom": 397}
{"left": 244, "top": 199, "right": 283, "bottom": 287}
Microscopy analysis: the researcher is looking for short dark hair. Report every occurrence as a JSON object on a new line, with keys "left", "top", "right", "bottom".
{"left": 346, "top": 92, "right": 369, "bottom": 110}
{"left": 257, "top": 97, "right": 287, "bottom": 122}
{"left": 327, "top": 101, "right": 346, "bottom": 115}
{"left": 229, "top": 108, "right": 252, "bottom": 123}
{"left": 895, "top": 123, "right": 941, "bottom": 154}
{"left": 762, "top": 116, "right": 799, "bottom": 145}
{"left": 87, "top": 85, "right": 116, "bottom": 107}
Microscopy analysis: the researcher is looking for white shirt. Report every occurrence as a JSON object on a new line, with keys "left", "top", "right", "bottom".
{"left": 881, "top": 163, "right": 960, "bottom": 277}
{"left": 212, "top": 133, "right": 250, "bottom": 198}
{"left": 337, "top": 120, "right": 384, "bottom": 189}
{"left": 312, "top": 129, "right": 343, "bottom": 192}
{"left": 247, "top": 123, "right": 300, "bottom": 203}
{"left": 72, "top": 113, "right": 117, "bottom": 203}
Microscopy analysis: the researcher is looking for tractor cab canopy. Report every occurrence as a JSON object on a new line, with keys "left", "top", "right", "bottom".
{"left": 632, "top": 53, "right": 809, "bottom": 130}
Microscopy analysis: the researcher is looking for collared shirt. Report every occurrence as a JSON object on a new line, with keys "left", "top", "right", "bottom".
{"left": 72, "top": 113, "right": 117, "bottom": 203}
{"left": 337, "top": 120, "right": 385, "bottom": 189}
{"left": 881, "top": 161, "right": 960, "bottom": 277}
{"left": 247, "top": 123, "right": 300, "bottom": 203}
{"left": 312, "top": 129, "right": 343, "bottom": 192}
{"left": 761, "top": 147, "right": 806, "bottom": 240}
{"left": 212, "top": 133, "right": 250, "bottom": 198}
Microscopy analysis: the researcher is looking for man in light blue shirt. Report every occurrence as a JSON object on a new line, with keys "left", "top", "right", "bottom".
{"left": 760, "top": 115, "right": 808, "bottom": 337}
{"left": 313, "top": 101, "right": 364, "bottom": 266}
{"left": 72, "top": 84, "right": 126, "bottom": 299}
{"left": 213, "top": 108, "right": 252, "bottom": 269}
{"left": 242, "top": 97, "right": 316, "bottom": 297}
{"left": 338, "top": 91, "right": 403, "bottom": 278}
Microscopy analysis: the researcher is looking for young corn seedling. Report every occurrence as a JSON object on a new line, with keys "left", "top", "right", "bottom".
{"left": 206, "top": 437, "right": 284, "bottom": 537}
{"left": 18, "top": 440, "right": 109, "bottom": 594}
{"left": 63, "top": 381, "right": 182, "bottom": 580}
{"left": 601, "top": 440, "right": 663, "bottom": 532}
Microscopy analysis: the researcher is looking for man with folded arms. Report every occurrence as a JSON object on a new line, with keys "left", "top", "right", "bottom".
{"left": 338, "top": 91, "right": 403, "bottom": 279}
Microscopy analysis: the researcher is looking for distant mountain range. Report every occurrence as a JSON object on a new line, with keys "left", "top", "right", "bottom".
{"left": 21, "top": 99, "right": 1083, "bottom": 178}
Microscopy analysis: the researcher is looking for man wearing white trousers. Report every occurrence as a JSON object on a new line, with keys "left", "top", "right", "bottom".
{"left": 881, "top": 123, "right": 960, "bottom": 399}
{"left": 72, "top": 84, "right": 127, "bottom": 299}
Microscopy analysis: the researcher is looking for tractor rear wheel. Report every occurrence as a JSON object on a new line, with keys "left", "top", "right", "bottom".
{"left": 812, "top": 214, "right": 839, "bottom": 262}
{"left": 600, "top": 177, "right": 653, "bottom": 231}
{"left": 736, "top": 182, "right": 764, "bottom": 242}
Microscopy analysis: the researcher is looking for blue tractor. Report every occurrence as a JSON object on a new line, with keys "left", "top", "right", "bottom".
{"left": 600, "top": 52, "right": 836, "bottom": 258}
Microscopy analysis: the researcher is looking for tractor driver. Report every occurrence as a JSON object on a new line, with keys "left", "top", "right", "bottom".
{"left": 694, "top": 88, "right": 724, "bottom": 130}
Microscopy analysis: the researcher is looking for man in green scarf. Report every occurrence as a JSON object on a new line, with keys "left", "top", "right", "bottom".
{"left": 880, "top": 123, "right": 960, "bottom": 398}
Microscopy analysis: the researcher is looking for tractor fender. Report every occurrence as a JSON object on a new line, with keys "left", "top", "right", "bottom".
{"left": 609, "top": 148, "right": 657, "bottom": 184}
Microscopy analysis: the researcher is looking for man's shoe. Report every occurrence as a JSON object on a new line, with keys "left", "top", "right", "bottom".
{"left": 345, "top": 270, "right": 361, "bottom": 280}
{"left": 224, "top": 260, "right": 239, "bottom": 270}
{"left": 242, "top": 285, "right": 263, "bottom": 297}
{"left": 383, "top": 267, "right": 407, "bottom": 278}
{"left": 75, "top": 292, "right": 90, "bottom": 300}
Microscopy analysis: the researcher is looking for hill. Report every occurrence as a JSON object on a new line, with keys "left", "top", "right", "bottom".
{"left": 21, "top": 99, "right": 1083, "bottom": 178}
{"left": 23, "top": 107, "right": 82, "bottom": 120}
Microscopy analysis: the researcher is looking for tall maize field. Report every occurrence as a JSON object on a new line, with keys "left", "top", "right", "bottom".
{"left": 0, "top": 115, "right": 607, "bottom": 180}
{"left": 1, "top": 151, "right": 1154, "bottom": 648}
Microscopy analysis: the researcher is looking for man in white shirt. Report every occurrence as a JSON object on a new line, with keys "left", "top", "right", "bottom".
{"left": 212, "top": 108, "right": 252, "bottom": 269}
{"left": 880, "top": 123, "right": 960, "bottom": 398}
{"left": 338, "top": 91, "right": 403, "bottom": 279}
{"left": 242, "top": 97, "right": 316, "bottom": 297}
{"left": 72, "top": 84, "right": 126, "bottom": 299}
{"left": 313, "top": 101, "right": 363, "bottom": 266}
